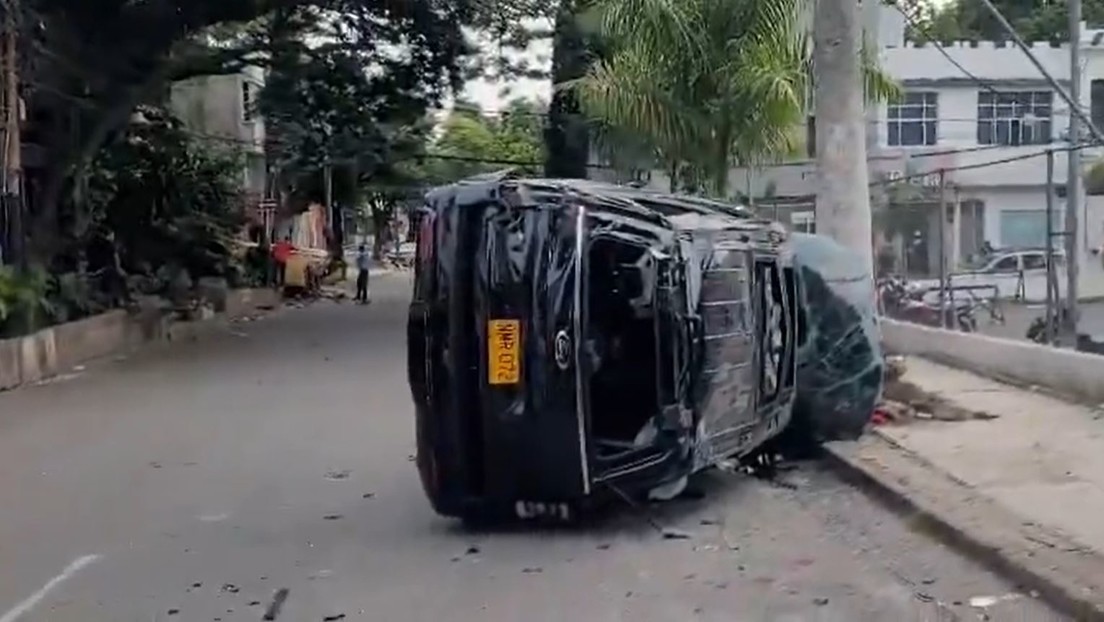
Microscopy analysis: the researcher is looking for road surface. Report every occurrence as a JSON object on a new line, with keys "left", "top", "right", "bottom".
{"left": 0, "top": 274, "right": 1063, "bottom": 621}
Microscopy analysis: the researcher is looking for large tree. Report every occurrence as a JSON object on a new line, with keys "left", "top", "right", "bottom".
{"left": 425, "top": 99, "right": 547, "bottom": 181}
{"left": 18, "top": 0, "right": 469, "bottom": 263}
{"left": 568, "top": 0, "right": 898, "bottom": 197}
{"left": 913, "top": 0, "right": 1104, "bottom": 43}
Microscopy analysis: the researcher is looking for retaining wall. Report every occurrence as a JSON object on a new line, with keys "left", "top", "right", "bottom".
{"left": 0, "top": 288, "right": 279, "bottom": 392}
{"left": 880, "top": 318, "right": 1104, "bottom": 405}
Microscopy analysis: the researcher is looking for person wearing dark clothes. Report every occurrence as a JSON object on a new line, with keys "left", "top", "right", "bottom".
{"left": 355, "top": 244, "right": 371, "bottom": 303}
{"left": 87, "top": 229, "right": 130, "bottom": 306}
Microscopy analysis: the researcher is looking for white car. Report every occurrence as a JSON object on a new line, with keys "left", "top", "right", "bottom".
{"left": 909, "top": 248, "right": 1066, "bottom": 303}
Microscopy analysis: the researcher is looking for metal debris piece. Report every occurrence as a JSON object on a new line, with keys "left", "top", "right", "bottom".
{"left": 324, "top": 469, "right": 351, "bottom": 481}
{"left": 262, "top": 588, "right": 289, "bottom": 621}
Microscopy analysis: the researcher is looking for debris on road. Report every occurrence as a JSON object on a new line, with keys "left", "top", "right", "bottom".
{"left": 262, "top": 588, "right": 289, "bottom": 621}
{"left": 324, "top": 469, "right": 351, "bottom": 481}
{"left": 323, "top": 514, "right": 343, "bottom": 520}
{"left": 221, "top": 583, "right": 240, "bottom": 594}
{"left": 874, "top": 356, "right": 999, "bottom": 425}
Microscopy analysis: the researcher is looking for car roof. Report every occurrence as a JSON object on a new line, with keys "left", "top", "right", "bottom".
{"left": 425, "top": 172, "right": 774, "bottom": 234}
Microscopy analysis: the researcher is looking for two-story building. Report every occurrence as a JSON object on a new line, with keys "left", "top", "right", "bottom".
{"left": 170, "top": 66, "right": 271, "bottom": 230}
{"left": 708, "top": 11, "right": 1104, "bottom": 281}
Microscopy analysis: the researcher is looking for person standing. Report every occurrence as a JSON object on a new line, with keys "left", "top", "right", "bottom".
{"left": 355, "top": 244, "right": 371, "bottom": 304}
{"left": 272, "top": 235, "right": 294, "bottom": 287}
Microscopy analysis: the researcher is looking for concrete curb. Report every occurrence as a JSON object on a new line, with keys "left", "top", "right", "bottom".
{"left": 0, "top": 288, "right": 280, "bottom": 392}
{"left": 821, "top": 432, "right": 1104, "bottom": 621}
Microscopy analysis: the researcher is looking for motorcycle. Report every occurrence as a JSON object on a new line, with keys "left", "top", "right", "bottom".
{"left": 1026, "top": 307, "right": 1067, "bottom": 344}
{"left": 877, "top": 276, "right": 978, "bottom": 332}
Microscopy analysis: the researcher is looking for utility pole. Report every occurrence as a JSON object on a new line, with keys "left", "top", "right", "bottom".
{"left": 1, "top": 0, "right": 21, "bottom": 268}
{"left": 1045, "top": 149, "right": 1057, "bottom": 345}
{"left": 938, "top": 169, "right": 948, "bottom": 329}
{"left": 814, "top": 0, "right": 874, "bottom": 275}
{"left": 1066, "top": 0, "right": 1083, "bottom": 343}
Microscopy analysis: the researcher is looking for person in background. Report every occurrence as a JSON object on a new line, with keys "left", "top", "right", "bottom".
{"left": 272, "top": 235, "right": 295, "bottom": 287}
{"left": 355, "top": 244, "right": 371, "bottom": 304}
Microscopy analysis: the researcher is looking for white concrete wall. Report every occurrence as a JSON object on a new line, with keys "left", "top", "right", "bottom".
{"left": 881, "top": 318, "right": 1104, "bottom": 403}
{"left": 170, "top": 68, "right": 266, "bottom": 155}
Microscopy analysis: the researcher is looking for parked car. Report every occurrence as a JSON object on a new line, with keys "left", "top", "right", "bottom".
{"left": 910, "top": 247, "right": 1066, "bottom": 303}
{"left": 406, "top": 173, "right": 882, "bottom": 523}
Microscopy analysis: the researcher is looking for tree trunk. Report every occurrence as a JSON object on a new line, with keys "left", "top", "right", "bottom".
{"left": 30, "top": 70, "right": 169, "bottom": 264}
{"left": 545, "top": 0, "right": 590, "bottom": 179}
{"left": 814, "top": 0, "right": 873, "bottom": 274}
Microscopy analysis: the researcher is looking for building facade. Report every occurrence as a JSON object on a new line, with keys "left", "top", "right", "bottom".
{"left": 170, "top": 66, "right": 270, "bottom": 227}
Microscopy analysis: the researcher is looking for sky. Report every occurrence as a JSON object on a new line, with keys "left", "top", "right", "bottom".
{"left": 455, "top": 24, "right": 553, "bottom": 113}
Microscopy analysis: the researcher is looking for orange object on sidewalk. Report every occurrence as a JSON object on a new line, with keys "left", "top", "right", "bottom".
{"left": 272, "top": 240, "right": 295, "bottom": 264}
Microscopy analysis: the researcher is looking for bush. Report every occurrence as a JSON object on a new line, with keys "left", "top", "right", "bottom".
{"left": 84, "top": 105, "right": 247, "bottom": 292}
{"left": 0, "top": 267, "right": 52, "bottom": 338}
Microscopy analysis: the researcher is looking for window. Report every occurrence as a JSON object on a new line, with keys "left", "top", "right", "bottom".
{"left": 991, "top": 256, "right": 1020, "bottom": 273}
{"left": 242, "top": 82, "right": 254, "bottom": 122}
{"left": 1092, "top": 80, "right": 1104, "bottom": 132}
{"left": 977, "top": 91, "right": 1053, "bottom": 146}
{"left": 887, "top": 92, "right": 938, "bottom": 146}
{"left": 1022, "top": 253, "right": 1047, "bottom": 270}
{"left": 999, "top": 209, "right": 1056, "bottom": 248}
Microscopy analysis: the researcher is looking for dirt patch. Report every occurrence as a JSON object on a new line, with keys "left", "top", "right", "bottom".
{"left": 877, "top": 357, "right": 998, "bottom": 424}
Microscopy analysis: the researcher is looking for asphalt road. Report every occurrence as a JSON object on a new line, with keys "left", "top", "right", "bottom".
{"left": 0, "top": 274, "right": 1063, "bottom": 621}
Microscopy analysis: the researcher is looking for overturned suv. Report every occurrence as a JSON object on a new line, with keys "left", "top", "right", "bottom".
{"left": 407, "top": 173, "right": 883, "bottom": 523}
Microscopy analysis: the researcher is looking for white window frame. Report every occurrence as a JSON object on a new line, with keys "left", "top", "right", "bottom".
{"left": 242, "top": 81, "right": 255, "bottom": 123}
{"left": 977, "top": 91, "right": 1053, "bottom": 146}
{"left": 887, "top": 92, "right": 939, "bottom": 147}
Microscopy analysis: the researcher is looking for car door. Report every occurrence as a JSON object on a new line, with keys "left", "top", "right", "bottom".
{"left": 983, "top": 254, "right": 1023, "bottom": 299}
{"left": 692, "top": 233, "right": 795, "bottom": 459}
{"left": 1020, "top": 251, "right": 1050, "bottom": 302}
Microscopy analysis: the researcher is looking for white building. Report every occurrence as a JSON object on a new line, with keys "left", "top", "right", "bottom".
{"left": 706, "top": 11, "right": 1104, "bottom": 282}
{"left": 170, "top": 66, "right": 269, "bottom": 199}
{"left": 874, "top": 27, "right": 1104, "bottom": 263}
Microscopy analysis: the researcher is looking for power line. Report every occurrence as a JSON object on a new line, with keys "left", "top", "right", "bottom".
{"left": 867, "top": 141, "right": 1090, "bottom": 187}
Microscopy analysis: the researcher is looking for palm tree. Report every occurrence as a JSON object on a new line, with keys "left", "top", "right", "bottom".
{"left": 565, "top": 0, "right": 899, "bottom": 197}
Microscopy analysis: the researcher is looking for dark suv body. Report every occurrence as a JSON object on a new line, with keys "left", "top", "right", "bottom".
{"left": 406, "top": 175, "right": 807, "bottom": 521}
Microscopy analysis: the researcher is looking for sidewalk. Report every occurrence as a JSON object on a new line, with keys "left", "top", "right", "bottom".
{"left": 878, "top": 358, "right": 1104, "bottom": 552}
{"left": 825, "top": 357, "right": 1104, "bottom": 618}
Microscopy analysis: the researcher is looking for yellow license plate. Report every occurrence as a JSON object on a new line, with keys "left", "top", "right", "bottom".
{"left": 488, "top": 319, "right": 521, "bottom": 385}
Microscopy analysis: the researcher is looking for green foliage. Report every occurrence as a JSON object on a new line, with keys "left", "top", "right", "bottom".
{"left": 258, "top": 4, "right": 466, "bottom": 193}
{"left": 567, "top": 0, "right": 898, "bottom": 197}
{"left": 424, "top": 100, "right": 547, "bottom": 182}
{"left": 912, "top": 0, "right": 1104, "bottom": 43}
{"left": 21, "top": 0, "right": 471, "bottom": 262}
{"left": 1086, "top": 161, "right": 1104, "bottom": 195}
{"left": 0, "top": 267, "right": 52, "bottom": 338}
{"left": 85, "top": 106, "right": 246, "bottom": 289}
